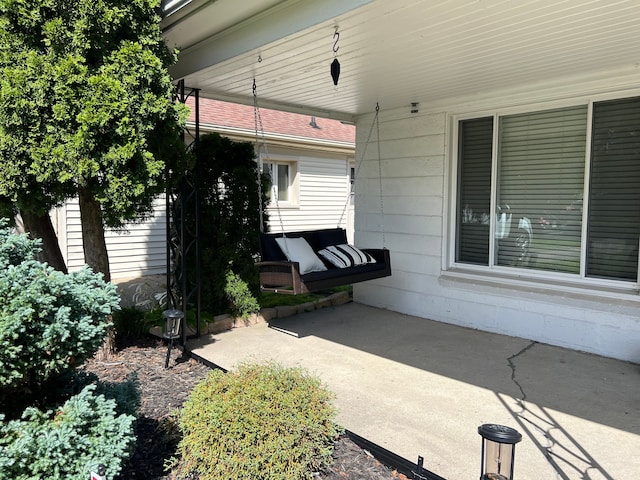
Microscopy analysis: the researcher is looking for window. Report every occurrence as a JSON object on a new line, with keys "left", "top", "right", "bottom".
{"left": 454, "top": 96, "right": 640, "bottom": 285}
{"left": 350, "top": 166, "right": 355, "bottom": 194}
{"left": 263, "top": 160, "right": 297, "bottom": 204}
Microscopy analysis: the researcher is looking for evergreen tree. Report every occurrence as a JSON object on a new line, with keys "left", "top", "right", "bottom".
{"left": 0, "top": 0, "right": 187, "bottom": 280}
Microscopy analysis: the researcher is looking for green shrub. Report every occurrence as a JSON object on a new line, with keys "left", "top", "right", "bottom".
{"left": 225, "top": 269, "right": 260, "bottom": 318}
{"left": 181, "top": 133, "right": 269, "bottom": 315}
{"left": 0, "top": 384, "right": 136, "bottom": 480}
{"left": 71, "top": 371, "right": 141, "bottom": 418}
{"left": 0, "top": 221, "right": 40, "bottom": 267}
{"left": 0, "top": 224, "right": 135, "bottom": 480}
{"left": 112, "top": 306, "right": 155, "bottom": 344}
{"left": 177, "top": 362, "right": 342, "bottom": 480}
{"left": 0, "top": 225, "right": 119, "bottom": 412}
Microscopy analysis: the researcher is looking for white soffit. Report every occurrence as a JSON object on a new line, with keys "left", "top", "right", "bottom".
{"left": 164, "top": 0, "right": 640, "bottom": 119}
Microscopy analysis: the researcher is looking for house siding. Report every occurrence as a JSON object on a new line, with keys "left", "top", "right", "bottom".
{"left": 58, "top": 197, "right": 167, "bottom": 280}
{"left": 51, "top": 99, "right": 355, "bottom": 281}
{"left": 55, "top": 147, "right": 353, "bottom": 279}
{"left": 238, "top": 144, "right": 354, "bottom": 238}
{"left": 352, "top": 82, "right": 640, "bottom": 363}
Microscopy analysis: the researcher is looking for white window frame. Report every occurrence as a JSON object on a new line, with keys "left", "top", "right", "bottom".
{"left": 447, "top": 96, "right": 640, "bottom": 295}
{"left": 262, "top": 156, "right": 299, "bottom": 207}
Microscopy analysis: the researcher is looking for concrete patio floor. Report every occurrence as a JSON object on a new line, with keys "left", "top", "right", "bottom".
{"left": 186, "top": 301, "right": 640, "bottom": 480}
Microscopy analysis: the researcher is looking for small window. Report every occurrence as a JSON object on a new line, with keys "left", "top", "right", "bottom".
{"left": 263, "top": 160, "right": 297, "bottom": 204}
{"left": 350, "top": 166, "right": 355, "bottom": 194}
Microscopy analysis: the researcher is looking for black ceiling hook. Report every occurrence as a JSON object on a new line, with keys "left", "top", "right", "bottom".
{"left": 331, "top": 27, "right": 340, "bottom": 85}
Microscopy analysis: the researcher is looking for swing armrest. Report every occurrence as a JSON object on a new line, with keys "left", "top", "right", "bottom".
{"left": 256, "top": 260, "right": 305, "bottom": 295}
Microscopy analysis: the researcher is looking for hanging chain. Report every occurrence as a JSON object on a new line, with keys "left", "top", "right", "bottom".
{"left": 253, "top": 79, "right": 265, "bottom": 232}
{"left": 337, "top": 103, "right": 382, "bottom": 241}
{"left": 375, "top": 103, "right": 385, "bottom": 248}
{"left": 253, "top": 77, "right": 285, "bottom": 235}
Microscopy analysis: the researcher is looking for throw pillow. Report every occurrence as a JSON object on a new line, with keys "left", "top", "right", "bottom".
{"left": 275, "top": 237, "right": 328, "bottom": 275}
{"left": 318, "top": 244, "right": 377, "bottom": 268}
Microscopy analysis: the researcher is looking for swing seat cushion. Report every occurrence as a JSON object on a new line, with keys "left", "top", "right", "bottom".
{"left": 258, "top": 228, "right": 391, "bottom": 294}
{"left": 317, "top": 244, "right": 376, "bottom": 268}
{"left": 275, "top": 237, "right": 327, "bottom": 274}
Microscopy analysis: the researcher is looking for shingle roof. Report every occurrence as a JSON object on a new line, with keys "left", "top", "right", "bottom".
{"left": 186, "top": 97, "right": 355, "bottom": 144}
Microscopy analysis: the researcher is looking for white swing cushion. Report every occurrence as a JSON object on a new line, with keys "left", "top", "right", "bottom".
{"left": 318, "top": 244, "right": 377, "bottom": 269}
{"left": 275, "top": 237, "right": 327, "bottom": 275}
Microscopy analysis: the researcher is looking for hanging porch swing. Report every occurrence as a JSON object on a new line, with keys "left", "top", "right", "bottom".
{"left": 253, "top": 78, "right": 391, "bottom": 294}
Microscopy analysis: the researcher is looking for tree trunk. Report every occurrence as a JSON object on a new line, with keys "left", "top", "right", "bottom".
{"left": 20, "top": 210, "right": 68, "bottom": 273}
{"left": 78, "top": 187, "right": 111, "bottom": 283}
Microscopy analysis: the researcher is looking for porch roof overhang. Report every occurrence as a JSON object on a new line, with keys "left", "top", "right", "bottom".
{"left": 162, "top": 0, "right": 640, "bottom": 122}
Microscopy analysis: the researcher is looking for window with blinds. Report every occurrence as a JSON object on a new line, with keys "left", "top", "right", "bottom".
{"left": 457, "top": 117, "right": 493, "bottom": 265}
{"left": 587, "top": 97, "right": 640, "bottom": 281}
{"left": 496, "top": 106, "right": 587, "bottom": 272}
{"left": 454, "top": 96, "right": 640, "bottom": 285}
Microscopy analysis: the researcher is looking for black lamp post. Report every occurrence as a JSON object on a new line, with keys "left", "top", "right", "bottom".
{"left": 478, "top": 424, "right": 522, "bottom": 480}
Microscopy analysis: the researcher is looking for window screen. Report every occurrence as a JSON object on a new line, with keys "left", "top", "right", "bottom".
{"left": 496, "top": 106, "right": 587, "bottom": 272}
{"left": 457, "top": 117, "right": 493, "bottom": 265}
{"left": 587, "top": 97, "right": 640, "bottom": 281}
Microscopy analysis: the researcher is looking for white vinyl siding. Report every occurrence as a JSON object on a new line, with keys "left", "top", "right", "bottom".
{"left": 57, "top": 197, "right": 167, "bottom": 279}
{"left": 55, "top": 149, "right": 352, "bottom": 279}
{"left": 264, "top": 148, "right": 352, "bottom": 234}
{"left": 352, "top": 92, "right": 640, "bottom": 363}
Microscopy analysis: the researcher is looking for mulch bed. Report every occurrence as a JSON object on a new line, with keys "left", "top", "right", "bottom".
{"left": 81, "top": 337, "right": 409, "bottom": 479}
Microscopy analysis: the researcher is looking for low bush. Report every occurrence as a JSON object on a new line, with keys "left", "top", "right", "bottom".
{"left": 0, "top": 224, "right": 119, "bottom": 413}
{"left": 0, "top": 222, "right": 138, "bottom": 479}
{"left": 225, "top": 269, "right": 260, "bottom": 318}
{"left": 112, "top": 306, "right": 155, "bottom": 345}
{"left": 177, "top": 362, "right": 342, "bottom": 479}
{"left": 0, "top": 384, "right": 136, "bottom": 480}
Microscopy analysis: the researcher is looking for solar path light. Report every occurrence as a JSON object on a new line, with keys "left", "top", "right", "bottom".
{"left": 478, "top": 424, "right": 522, "bottom": 480}
{"left": 162, "top": 309, "right": 184, "bottom": 368}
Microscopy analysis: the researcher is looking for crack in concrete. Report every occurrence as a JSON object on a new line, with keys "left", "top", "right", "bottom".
{"left": 507, "top": 340, "right": 537, "bottom": 402}
{"left": 504, "top": 340, "right": 616, "bottom": 480}
{"left": 505, "top": 341, "right": 566, "bottom": 479}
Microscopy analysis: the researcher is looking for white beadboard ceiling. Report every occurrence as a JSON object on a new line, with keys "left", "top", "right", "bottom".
{"left": 162, "top": 0, "right": 640, "bottom": 121}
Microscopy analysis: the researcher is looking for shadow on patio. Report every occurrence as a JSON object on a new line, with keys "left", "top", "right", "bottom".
{"left": 187, "top": 302, "right": 640, "bottom": 480}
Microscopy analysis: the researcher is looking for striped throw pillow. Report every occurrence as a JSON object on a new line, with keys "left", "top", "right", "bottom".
{"left": 318, "top": 244, "right": 376, "bottom": 268}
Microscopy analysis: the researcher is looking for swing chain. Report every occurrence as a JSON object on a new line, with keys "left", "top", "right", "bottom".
{"left": 253, "top": 78, "right": 286, "bottom": 235}
{"left": 253, "top": 78, "right": 263, "bottom": 232}
{"left": 376, "top": 104, "right": 385, "bottom": 248}
{"left": 337, "top": 103, "right": 385, "bottom": 251}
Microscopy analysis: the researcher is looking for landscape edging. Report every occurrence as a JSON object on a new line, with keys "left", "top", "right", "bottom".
{"left": 149, "top": 291, "right": 351, "bottom": 337}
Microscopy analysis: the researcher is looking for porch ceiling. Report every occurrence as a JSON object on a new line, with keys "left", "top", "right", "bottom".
{"left": 162, "top": 0, "right": 640, "bottom": 121}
